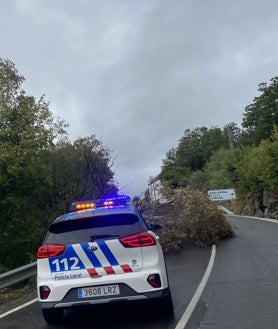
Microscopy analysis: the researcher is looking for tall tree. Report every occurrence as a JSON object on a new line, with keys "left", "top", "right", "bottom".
{"left": 0, "top": 58, "right": 67, "bottom": 270}
{"left": 176, "top": 127, "right": 229, "bottom": 171}
{"left": 160, "top": 126, "right": 231, "bottom": 188}
{"left": 236, "top": 128, "right": 278, "bottom": 193}
{"left": 46, "top": 137, "right": 117, "bottom": 218}
{"left": 0, "top": 59, "right": 119, "bottom": 271}
{"left": 159, "top": 148, "right": 191, "bottom": 188}
{"left": 241, "top": 77, "right": 278, "bottom": 145}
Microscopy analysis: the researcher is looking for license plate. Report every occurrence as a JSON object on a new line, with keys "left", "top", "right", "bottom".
{"left": 78, "top": 285, "right": 120, "bottom": 298}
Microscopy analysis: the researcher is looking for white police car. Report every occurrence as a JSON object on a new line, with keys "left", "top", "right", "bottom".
{"left": 37, "top": 195, "right": 173, "bottom": 324}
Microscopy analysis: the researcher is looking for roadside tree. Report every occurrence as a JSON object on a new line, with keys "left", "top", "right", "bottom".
{"left": 241, "top": 77, "right": 278, "bottom": 145}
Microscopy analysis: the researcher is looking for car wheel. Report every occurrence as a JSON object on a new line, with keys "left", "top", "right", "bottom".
{"left": 159, "top": 291, "right": 174, "bottom": 315}
{"left": 42, "top": 308, "right": 64, "bottom": 324}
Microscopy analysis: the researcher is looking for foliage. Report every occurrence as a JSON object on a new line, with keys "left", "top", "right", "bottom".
{"left": 159, "top": 164, "right": 191, "bottom": 189}
{"left": 159, "top": 125, "right": 237, "bottom": 188}
{"left": 145, "top": 188, "right": 235, "bottom": 254}
{"left": 2, "top": 57, "right": 278, "bottom": 272}
{"left": 236, "top": 127, "right": 278, "bottom": 193}
{"left": 223, "top": 122, "right": 242, "bottom": 148}
{"left": 153, "top": 77, "right": 278, "bottom": 247}
{"left": 241, "top": 76, "right": 278, "bottom": 146}
{"left": 158, "top": 77, "right": 278, "bottom": 209}
{"left": 176, "top": 126, "right": 230, "bottom": 171}
{"left": 187, "top": 170, "right": 208, "bottom": 190}
{"left": 44, "top": 137, "right": 117, "bottom": 218}
{"left": 0, "top": 58, "right": 67, "bottom": 270}
{"left": 0, "top": 59, "right": 117, "bottom": 271}
{"left": 204, "top": 147, "right": 245, "bottom": 190}
{"left": 159, "top": 148, "right": 190, "bottom": 188}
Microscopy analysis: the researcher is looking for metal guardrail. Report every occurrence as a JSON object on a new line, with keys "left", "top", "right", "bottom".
{"left": 0, "top": 262, "right": 37, "bottom": 290}
{"left": 217, "top": 206, "right": 234, "bottom": 215}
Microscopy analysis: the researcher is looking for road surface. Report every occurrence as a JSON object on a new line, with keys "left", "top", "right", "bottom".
{"left": 1, "top": 215, "right": 277, "bottom": 328}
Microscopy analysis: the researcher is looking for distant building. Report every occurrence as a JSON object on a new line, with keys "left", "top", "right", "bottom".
{"left": 148, "top": 178, "right": 167, "bottom": 203}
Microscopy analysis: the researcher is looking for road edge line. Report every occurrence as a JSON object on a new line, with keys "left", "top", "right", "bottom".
{"left": 174, "top": 244, "right": 216, "bottom": 329}
{"left": 0, "top": 298, "right": 38, "bottom": 319}
{"left": 229, "top": 214, "right": 278, "bottom": 224}
{"left": 1, "top": 245, "right": 218, "bottom": 322}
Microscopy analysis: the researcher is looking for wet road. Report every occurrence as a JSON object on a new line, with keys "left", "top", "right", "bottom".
{"left": 187, "top": 216, "right": 278, "bottom": 329}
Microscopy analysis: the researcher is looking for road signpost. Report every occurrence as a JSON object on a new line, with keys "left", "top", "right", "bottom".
{"left": 208, "top": 188, "right": 236, "bottom": 201}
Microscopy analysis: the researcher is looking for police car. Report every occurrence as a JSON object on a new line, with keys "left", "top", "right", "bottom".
{"left": 37, "top": 195, "right": 173, "bottom": 324}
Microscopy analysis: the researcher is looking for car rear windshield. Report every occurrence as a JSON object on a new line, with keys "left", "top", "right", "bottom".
{"left": 45, "top": 213, "right": 144, "bottom": 244}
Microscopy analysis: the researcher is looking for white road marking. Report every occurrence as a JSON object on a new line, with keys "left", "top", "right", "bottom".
{"left": 1, "top": 216, "right": 275, "bottom": 323}
{"left": 174, "top": 215, "right": 277, "bottom": 329}
{"left": 0, "top": 298, "right": 38, "bottom": 319}
{"left": 174, "top": 244, "right": 216, "bottom": 329}
{"left": 232, "top": 214, "right": 278, "bottom": 224}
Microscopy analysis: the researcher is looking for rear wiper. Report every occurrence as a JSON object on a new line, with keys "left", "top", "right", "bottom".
{"left": 90, "top": 234, "right": 119, "bottom": 241}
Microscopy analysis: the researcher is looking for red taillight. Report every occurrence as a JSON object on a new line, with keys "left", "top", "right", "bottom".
{"left": 37, "top": 244, "right": 66, "bottom": 259}
{"left": 120, "top": 233, "right": 156, "bottom": 248}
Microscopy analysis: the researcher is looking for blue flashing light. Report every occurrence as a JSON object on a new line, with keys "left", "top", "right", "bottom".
{"left": 102, "top": 195, "right": 131, "bottom": 204}
{"left": 71, "top": 195, "right": 131, "bottom": 212}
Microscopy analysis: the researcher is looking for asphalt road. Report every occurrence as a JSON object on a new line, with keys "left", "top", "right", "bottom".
{"left": 1, "top": 215, "right": 277, "bottom": 329}
{"left": 187, "top": 215, "right": 278, "bottom": 329}
{"left": 0, "top": 246, "right": 211, "bottom": 329}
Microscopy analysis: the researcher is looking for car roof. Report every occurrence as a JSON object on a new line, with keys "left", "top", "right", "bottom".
{"left": 53, "top": 204, "right": 140, "bottom": 224}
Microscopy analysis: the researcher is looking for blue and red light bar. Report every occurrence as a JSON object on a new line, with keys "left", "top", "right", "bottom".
{"left": 71, "top": 195, "right": 131, "bottom": 212}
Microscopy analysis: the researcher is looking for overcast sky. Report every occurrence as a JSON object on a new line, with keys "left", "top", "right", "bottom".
{"left": 1, "top": 0, "right": 278, "bottom": 197}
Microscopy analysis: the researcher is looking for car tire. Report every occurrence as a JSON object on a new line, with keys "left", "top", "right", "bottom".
{"left": 159, "top": 291, "right": 174, "bottom": 315}
{"left": 42, "top": 308, "right": 64, "bottom": 325}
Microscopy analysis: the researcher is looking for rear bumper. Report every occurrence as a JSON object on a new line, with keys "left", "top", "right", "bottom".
{"left": 41, "top": 285, "right": 171, "bottom": 310}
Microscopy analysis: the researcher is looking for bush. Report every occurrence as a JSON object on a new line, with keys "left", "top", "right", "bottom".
{"left": 144, "top": 188, "right": 235, "bottom": 253}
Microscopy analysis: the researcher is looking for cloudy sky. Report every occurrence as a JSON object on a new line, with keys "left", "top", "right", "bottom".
{"left": 1, "top": 0, "right": 278, "bottom": 197}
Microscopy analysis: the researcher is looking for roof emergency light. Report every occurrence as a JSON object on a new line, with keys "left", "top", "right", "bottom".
{"left": 71, "top": 195, "right": 131, "bottom": 212}
{"left": 74, "top": 202, "right": 96, "bottom": 211}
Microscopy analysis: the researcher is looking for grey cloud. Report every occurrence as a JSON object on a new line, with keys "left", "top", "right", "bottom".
{"left": 1, "top": 0, "right": 278, "bottom": 196}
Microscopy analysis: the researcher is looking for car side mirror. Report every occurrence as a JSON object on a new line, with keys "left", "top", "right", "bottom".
{"left": 149, "top": 223, "right": 162, "bottom": 231}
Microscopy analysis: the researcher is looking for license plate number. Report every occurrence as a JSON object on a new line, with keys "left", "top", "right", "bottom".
{"left": 78, "top": 285, "right": 120, "bottom": 298}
